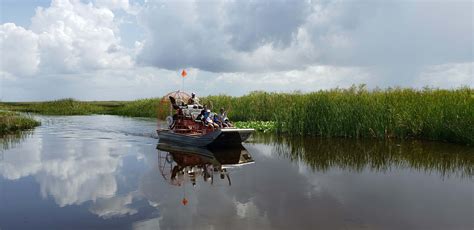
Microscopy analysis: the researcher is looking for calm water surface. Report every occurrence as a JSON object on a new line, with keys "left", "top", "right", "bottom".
{"left": 0, "top": 115, "right": 472, "bottom": 230}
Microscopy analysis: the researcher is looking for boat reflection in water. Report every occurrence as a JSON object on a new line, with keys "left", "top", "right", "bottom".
{"left": 157, "top": 142, "right": 254, "bottom": 197}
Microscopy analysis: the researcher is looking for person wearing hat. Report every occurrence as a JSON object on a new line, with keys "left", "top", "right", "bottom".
{"left": 187, "top": 92, "right": 200, "bottom": 105}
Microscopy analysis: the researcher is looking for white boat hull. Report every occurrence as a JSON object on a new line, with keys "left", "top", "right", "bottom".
{"left": 157, "top": 128, "right": 254, "bottom": 147}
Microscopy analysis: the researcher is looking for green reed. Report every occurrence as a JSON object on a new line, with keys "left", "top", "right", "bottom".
{"left": 275, "top": 87, "right": 473, "bottom": 145}
{"left": 1, "top": 98, "right": 109, "bottom": 115}
{"left": 1, "top": 87, "right": 472, "bottom": 144}
{"left": 0, "top": 112, "right": 41, "bottom": 135}
{"left": 204, "top": 87, "right": 473, "bottom": 145}
{"left": 110, "top": 98, "right": 162, "bottom": 118}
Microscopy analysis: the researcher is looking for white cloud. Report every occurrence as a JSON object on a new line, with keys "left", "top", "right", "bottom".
{"left": 0, "top": 135, "right": 42, "bottom": 180}
{"left": 415, "top": 62, "right": 474, "bottom": 88}
{"left": 0, "top": 0, "right": 472, "bottom": 101}
{"left": 95, "top": 0, "right": 130, "bottom": 11}
{"left": 0, "top": 135, "right": 123, "bottom": 207}
{"left": 207, "top": 65, "right": 373, "bottom": 94}
{"left": 136, "top": 0, "right": 316, "bottom": 72}
{"left": 0, "top": 0, "right": 133, "bottom": 77}
{"left": 0, "top": 23, "right": 39, "bottom": 76}
{"left": 136, "top": 0, "right": 473, "bottom": 75}
{"left": 89, "top": 193, "right": 138, "bottom": 219}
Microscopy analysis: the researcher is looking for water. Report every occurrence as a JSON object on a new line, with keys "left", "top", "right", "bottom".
{"left": 0, "top": 115, "right": 472, "bottom": 230}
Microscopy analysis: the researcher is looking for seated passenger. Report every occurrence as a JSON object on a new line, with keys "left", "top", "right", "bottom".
{"left": 195, "top": 110, "right": 205, "bottom": 122}
{"left": 223, "top": 117, "right": 233, "bottom": 128}
{"left": 204, "top": 109, "right": 211, "bottom": 120}
{"left": 187, "top": 92, "right": 201, "bottom": 105}
{"left": 213, "top": 113, "right": 222, "bottom": 127}
{"left": 218, "top": 108, "right": 233, "bottom": 127}
{"left": 202, "top": 111, "right": 217, "bottom": 129}
{"left": 205, "top": 115, "right": 219, "bottom": 129}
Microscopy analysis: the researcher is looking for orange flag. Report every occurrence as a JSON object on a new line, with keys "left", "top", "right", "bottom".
{"left": 181, "top": 69, "right": 187, "bottom": 78}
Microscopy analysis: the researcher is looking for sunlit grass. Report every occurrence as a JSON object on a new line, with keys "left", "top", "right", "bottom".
{"left": 0, "top": 98, "right": 109, "bottom": 115}
{"left": 1, "top": 86, "right": 472, "bottom": 144}
{"left": 0, "top": 111, "right": 41, "bottom": 135}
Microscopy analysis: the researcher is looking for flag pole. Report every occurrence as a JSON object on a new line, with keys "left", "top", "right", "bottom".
{"left": 181, "top": 69, "right": 187, "bottom": 92}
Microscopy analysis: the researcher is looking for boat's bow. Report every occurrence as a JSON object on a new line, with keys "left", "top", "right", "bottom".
{"left": 157, "top": 128, "right": 254, "bottom": 147}
{"left": 211, "top": 128, "right": 254, "bottom": 147}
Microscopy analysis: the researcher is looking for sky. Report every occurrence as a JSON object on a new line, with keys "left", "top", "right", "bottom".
{"left": 0, "top": 0, "right": 472, "bottom": 101}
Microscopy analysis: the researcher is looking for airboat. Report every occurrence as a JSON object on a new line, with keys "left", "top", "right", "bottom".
{"left": 157, "top": 142, "right": 254, "bottom": 187}
{"left": 156, "top": 90, "right": 254, "bottom": 147}
{"left": 157, "top": 142, "right": 254, "bottom": 205}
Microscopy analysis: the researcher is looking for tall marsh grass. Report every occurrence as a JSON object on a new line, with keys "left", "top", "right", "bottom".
{"left": 111, "top": 98, "right": 162, "bottom": 118}
{"left": 1, "top": 87, "right": 472, "bottom": 144}
{"left": 1, "top": 98, "right": 108, "bottom": 115}
{"left": 270, "top": 87, "right": 473, "bottom": 145}
{"left": 0, "top": 112, "right": 41, "bottom": 135}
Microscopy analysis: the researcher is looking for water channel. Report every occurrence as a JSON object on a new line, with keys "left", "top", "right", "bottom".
{"left": 0, "top": 115, "right": 472, "bottom": 229}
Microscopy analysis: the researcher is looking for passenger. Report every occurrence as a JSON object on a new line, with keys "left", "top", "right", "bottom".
{"left": 187, "top": 92, "right": 200, "bottom": 105}
{"left": 205, "top": 113, "right": 219, "bottom": 129}
{"left": 213, "top": 113, "right": 222, "bottom": 127}
{"left": 196, "top": 110, "right": 205, "bottom": 122}
{"left": 224, "top": 117, "right": 234, "bottom": 128}
{"left": 201, "top": 105, "right": 208, "bottom": 117}
{"left": 218, "top": 108, "right": 233, "bottom": 127}
{"left": 217, "top": 108, "right": 226, "bottom": 126}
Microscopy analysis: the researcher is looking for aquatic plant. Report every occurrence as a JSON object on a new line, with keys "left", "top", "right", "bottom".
{"left": 0, "top": 98, "right": 108, "bottom": 115}
{"left": 234, "top": 121, "right": 276, "bottom": 133}
{"left": 110, "top": 98, "right": 162, "bottom": 118}
{"left": 1, "top": 87, "right": 472, "bottom": 144}
{"left": 205, "top": 87, "right": 473, "bottom": 145}
{"left": 0, "top": 112, "right": 41, "bottom": 135}
{"left": 272, "top": 87, "right": 473, "bottom": 145}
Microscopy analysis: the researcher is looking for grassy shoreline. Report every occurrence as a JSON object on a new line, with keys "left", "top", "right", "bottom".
{"left": 1, "top": 87, "right": 472, "bottom": 145}
{"left": 0, "top": 112, "right": 41, "bottom": 135}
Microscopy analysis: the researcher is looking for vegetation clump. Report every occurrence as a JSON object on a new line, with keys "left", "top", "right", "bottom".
{"left": 234, "top": 121, "right": 276, "bottom": 133}
{"left": 0, "top": 112, "right": 41, "bottom": 135}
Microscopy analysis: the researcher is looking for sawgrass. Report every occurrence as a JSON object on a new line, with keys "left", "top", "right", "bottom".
{"left": 205, "top": 87, "right": 473, "bottom": 144}
{"left": 1, "top": 86, "right": 472, "bottom": 144}
{"left": 0, "top": 111, "right": 41, "bottom": 135}
{"left": 0, "top": 98, "right": 108, "bottom": 115}
{"left": 271, "top": 87, "right": 473, "bottom": 145}
{"left": 110, "top": 98, "right": 162, "bottom": 118}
